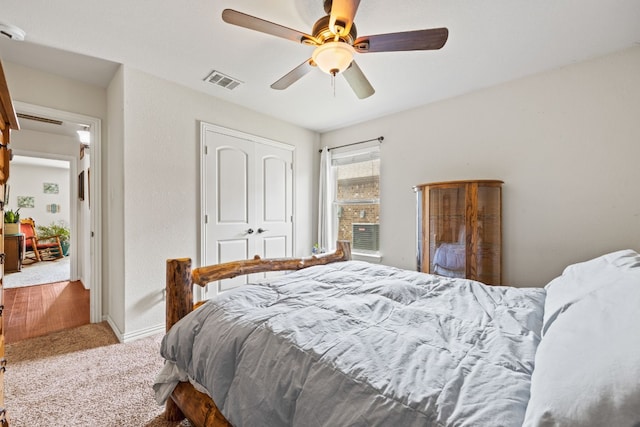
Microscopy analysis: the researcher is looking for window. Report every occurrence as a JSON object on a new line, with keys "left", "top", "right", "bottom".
{"left": 331, "top": 146, "right": 380, "bottom": 256}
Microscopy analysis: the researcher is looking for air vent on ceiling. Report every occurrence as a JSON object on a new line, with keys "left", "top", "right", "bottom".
{"left": 204, "top": 70, "right": 243, "bottom": 90}
{"left": 16, "top": 113, "right": 63, "bottom": 125}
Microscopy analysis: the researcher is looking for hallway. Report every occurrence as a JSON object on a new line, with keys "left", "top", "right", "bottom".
{"left": 4, "top": 280, "right": 89, "bottom": 344}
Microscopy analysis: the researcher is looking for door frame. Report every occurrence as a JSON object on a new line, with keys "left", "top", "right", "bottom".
{"left": 14, "top": 101, "right": 103, "bottom": 323}
{"left": 199, "top": 121, "right": 295, "bottom": 300}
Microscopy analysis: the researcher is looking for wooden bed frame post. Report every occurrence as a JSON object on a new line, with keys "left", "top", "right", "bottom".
{"left": 162, "top": 242, "right": 352, "bottom": 426}
{"left": 165, "top": 257, "right": 194, "bottom": 422}
{"left": 336, "top": 240, "right": 351, "bottom": 261}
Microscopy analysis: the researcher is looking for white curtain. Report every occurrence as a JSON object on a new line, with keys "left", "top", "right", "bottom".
{"left": 318, "top": 146, "right": 333, "bottom": 253}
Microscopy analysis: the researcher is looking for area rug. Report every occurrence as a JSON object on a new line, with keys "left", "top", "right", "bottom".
{"left": 4, "top": 256, "right": 70, "bottom": 289}
{"left": 5, "top": 322, "right": 191, "bottom": 426}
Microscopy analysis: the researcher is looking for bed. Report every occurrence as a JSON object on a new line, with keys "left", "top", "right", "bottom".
{"left": 154, "top": 242, "right": 640, "bottom": 426}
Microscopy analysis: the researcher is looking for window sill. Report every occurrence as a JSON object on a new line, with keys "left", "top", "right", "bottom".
{"left": 351, "top": 252, "right": 383, "bottom": 264}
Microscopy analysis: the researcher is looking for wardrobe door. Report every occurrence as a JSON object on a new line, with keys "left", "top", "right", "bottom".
{"left": 201, "top": 123, "right": 294, "bottom": 296}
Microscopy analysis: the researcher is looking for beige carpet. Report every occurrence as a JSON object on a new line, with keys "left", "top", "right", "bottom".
{"left": 5, "top": 322, "right": 191, "bottom": 426}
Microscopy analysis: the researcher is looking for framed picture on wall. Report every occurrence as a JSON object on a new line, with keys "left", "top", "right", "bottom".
{"left": 78, "top": 170, "right": 85, "bottom": 201}
{"left": 17, "top": 196, "right": 35, "bottom": 208}
{"left": 43, "top": 182, "right": 59, "bottom": 194}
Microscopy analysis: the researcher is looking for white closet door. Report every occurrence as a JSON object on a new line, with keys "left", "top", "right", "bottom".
{"left": 254, "top": 142, "right": 293, "bottom": 279}
{"left": 202, "top": 123, "right": 294, "bottom": 296}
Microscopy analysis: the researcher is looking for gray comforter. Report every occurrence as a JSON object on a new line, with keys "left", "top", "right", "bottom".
{"left": 154, "top": 260, "right": 545, "bottom": 426}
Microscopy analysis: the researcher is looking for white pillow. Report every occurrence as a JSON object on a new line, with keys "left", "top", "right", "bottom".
{"left": 523, "top": 249, "right": 640, "bottom": 426}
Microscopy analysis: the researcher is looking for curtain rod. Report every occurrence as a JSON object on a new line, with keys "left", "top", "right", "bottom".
{"left": 319, "top": 136, "right": 384, "bottom": 153}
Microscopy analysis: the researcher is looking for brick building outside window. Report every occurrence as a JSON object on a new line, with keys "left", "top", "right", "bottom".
{"left": 332, "top": 147, "right": 380, "bottom": 255}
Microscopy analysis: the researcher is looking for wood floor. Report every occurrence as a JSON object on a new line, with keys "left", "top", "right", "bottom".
{"left": 4, "top": 281, "right": 90, "bottom": 344}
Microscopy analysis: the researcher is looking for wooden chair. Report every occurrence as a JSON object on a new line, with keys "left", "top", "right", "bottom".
{"left": 19, "top": 218, "right": 64, "bottom": 262}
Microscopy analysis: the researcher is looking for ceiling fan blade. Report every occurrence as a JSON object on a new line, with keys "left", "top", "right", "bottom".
{"left": 271, "top": 59, "right": 316, "bottom": 90}
{"left": 342, "top": 60, "right": 375, "bottom": 99}
{"left": 353, "top": 28, "right": 448, "bottom": 53}
{"left": 329, "top": 0, "right": 361, "bottom": 36}
{"left": 222, "top": 9, "right": 318, "bottom": 45}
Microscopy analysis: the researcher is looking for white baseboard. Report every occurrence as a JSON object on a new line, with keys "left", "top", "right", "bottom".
{"left": 102, "top": 315, "right": 165, "bottom": 343}
{"left": 103, "top": 315, "right": 124, "bottom": 342}
{"left": 122, "top": 323, "right": 165, "bottom": 343}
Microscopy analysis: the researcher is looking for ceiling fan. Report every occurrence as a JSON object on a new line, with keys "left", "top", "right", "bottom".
{"left": 222, "top": 0, "right": 448, "bottom": 99}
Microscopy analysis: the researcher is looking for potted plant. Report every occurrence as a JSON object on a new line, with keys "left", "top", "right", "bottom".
{"left": 4, "top": 208, "right": 20, "bottom": 234}
{"left": 37, "top": 220, "right": 71, "bottom": 256}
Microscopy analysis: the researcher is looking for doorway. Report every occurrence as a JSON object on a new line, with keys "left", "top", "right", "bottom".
{"left": 10, "top": 101, "right": 102, "bottom": 323}
{"left": 4, "top": 154, "right": 74, "bottom": 287}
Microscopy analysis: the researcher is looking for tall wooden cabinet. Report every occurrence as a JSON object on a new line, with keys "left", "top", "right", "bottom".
{"left": 415, "top": 180, "right": 503, "bottom": 285}
{"left": 0, "top": 59, "right": 20, "bottom": 427}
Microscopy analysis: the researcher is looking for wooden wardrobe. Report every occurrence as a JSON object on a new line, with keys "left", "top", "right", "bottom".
{"left": 0, "top": 59, "right": 20, "bottom": 427}
{"left": 415, "top": 180, "right": 502, "bottom": 286}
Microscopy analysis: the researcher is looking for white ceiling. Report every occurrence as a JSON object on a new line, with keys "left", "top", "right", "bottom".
{"left": 1, "top": 0, "right": 640, "bottom": 133}
{"left": 12, "top": 155, "right": 69, "bottom": 169}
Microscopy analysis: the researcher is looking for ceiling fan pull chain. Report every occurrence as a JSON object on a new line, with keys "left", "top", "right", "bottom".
{"left": 332, "top": 73, "right": 336, "bottom": 97}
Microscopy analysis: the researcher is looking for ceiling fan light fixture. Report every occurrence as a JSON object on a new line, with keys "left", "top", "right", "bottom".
{"left": 312, "top": 42, "right": 355, "bottom": 75}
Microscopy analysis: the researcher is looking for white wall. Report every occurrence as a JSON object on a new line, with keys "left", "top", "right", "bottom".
{"left": 106, "top": 66, "right": 126, "bottom": 335}
{"left": 3, "top": 60, "right": 319, "bottom": 340}
{"left": 10, "top": 129, "right": 79, "bottom": 159}
{"left": 78, "top": 142, "right": 91, "bottom": 292}
{"left": 115, "top": 66, "right": 319, "bottom": 339}
{"left": 6, "top": 160, "right": 70, "bottom": 228}
{"left": 320, "top": 46, "right": 640, "bottom": 287}
{"left": 4, "top": 61, "right": 107, "bottom": 295}
{"left": 3, "top": 62, "right": 107, "bottom": 122}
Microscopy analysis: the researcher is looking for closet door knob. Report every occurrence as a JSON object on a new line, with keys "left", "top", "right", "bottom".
{"left": 257, "top": 228, "right": 268, "bottom": 234}
{"left": 246, "top": 228, "right": 254, "bottom": 234}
